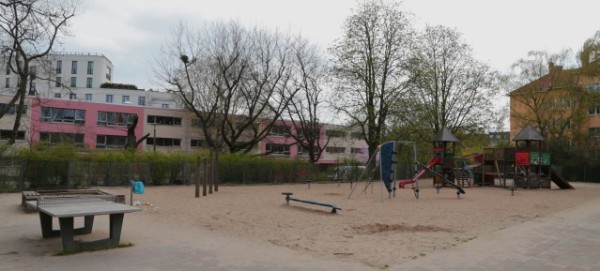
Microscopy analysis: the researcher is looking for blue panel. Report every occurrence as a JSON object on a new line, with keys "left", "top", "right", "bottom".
{"left": 379, "top": 141, "right": 395, "bottom": 193}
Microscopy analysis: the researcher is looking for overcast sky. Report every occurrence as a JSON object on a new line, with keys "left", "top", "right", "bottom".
{"left": 60, "top": 0, "right": 599, "bottom": 92}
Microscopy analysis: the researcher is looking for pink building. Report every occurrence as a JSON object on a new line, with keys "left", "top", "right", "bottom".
{"left": 30, "top": 98, "right": 145, "bottom": 150}
{"left": 259, "top": 119, "right": 369, "bottom": 165}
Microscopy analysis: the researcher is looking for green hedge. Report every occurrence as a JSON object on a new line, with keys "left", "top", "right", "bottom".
{"left": 1, "top": 145, "right": 345, "bottom": 190}
{"left": 100, "top": 82, "right": 138, "bottom": 90}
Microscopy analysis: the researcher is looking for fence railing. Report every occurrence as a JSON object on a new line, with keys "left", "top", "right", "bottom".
{"left": 2, "top": 159, "right": 596, "bottom": 193}
{"left": 0, "top": 160, "right": 372, "bottom": 192}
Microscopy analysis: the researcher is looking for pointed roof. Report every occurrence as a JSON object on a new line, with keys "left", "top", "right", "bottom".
{"left": 512, "top": 124, "right": 544, "bottom": 141}
{"left": 431, "top": 127, "right": 459, "bottom": 142}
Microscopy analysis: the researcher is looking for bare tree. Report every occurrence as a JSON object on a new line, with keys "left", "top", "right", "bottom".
{"left": 156, "top": 21, "right": 300, "bottom": 153}
{"left": 398, "top": 25, "right": 497, "bottom": 140}
{"left": 125, "top": 115, "right": 150, "bottom": 151}
{"left": 329, "top": 0, "right": 414, "bottom": 158}
{"left": 280, "top": 37, "right": 329, "bottom": 163}
{"left": 0, "top": 0, "right": 78, "bottom": 144}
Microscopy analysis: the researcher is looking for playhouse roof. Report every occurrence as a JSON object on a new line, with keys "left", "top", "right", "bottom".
{"left": 513, "top": 124, "right": 545, "bottom": 141}
{"left": 431, "top": 127, "right": 459, "bottom": 142}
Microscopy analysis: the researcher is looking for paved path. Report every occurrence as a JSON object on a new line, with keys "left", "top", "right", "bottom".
{"left": 393, "top": 196, "right": 600, "bottom": 271}
{"left": 2, "top": 185, "right": 600, "bottom": 271}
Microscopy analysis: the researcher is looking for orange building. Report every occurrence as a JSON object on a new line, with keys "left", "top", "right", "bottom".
{"left": 509, "top": 60, "right": 600, "bottom": 146}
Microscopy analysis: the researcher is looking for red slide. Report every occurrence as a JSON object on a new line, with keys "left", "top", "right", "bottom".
{"left": 399, "top": 156, "right": 441, "bottom": 188}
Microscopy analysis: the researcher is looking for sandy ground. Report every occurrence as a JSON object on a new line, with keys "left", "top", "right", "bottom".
{"left": 103, "top": 180, "right": 599, "bottom": 268}
{"left": 2, "top": 180, "right": 600, "bottom": 270}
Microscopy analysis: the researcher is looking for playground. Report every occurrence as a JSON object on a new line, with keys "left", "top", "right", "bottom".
{"left": 2, "top": 181, "right": 600, "bottom": 270}
{"left": 3, "top": 126, "right": 599, "bottom": 269}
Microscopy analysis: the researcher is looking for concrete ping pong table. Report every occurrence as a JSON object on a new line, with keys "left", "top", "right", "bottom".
{"left": 37, "top": 196, "right": 141, "bottom": 252}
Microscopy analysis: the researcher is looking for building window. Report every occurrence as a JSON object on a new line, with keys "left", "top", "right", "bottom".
{"left": 589, "top": 106, "right": 600, "bottom": 116}
{"left": 40, "top": 132, "right": 84, "bottom": 147}
{"left": 0, "top": 103, "right": 27, "bottom": 115}
{"left": 551, "top": 97, "right": 572, "bottom": 109}
{"left": 87, "top": 61, "right": 93, "bottom": 75}
{"left": 106, "top": 94, "right": 113, "bottom": 103}
{"left": 0, "top": 130, "right": 25, "bottom": 140}
{"left": 146, "top": 137, "right": 181, "bottom": 147}
{"left": 351, "top": 132, "right": 363, "bottom": 139}
{"left": 70, "top": 77, "right": 77, "bottom": 87}
{"left": 351, "top": 148, "right": 365, "bottom": 154}
{"left": 40, "top": 107, "right": 85, "bottom": 124}
{"left": 589, "top": 127, "right": 600, "bottom": 138}
{"left": 56, "top": 60, "right": 62, "bottom": 74}
{"left": 29, "top": 82, "right": 36, "bottom": 95}
{"left": 297, "top": 128, "right": 318, "bottom": 139}
{"left": 97, "top": 111, "right": 136, "bottom": 126}
{"left": 297, "top": 144, "right": 314, "bottom": 155}
{"left": 85, "top": 94, "right": 92, "bottom": 101}
{"left": 191, "top": 139, "right": 204, "bottom": 148}
{"left": 5, "top": 64, "right": 10, "bottom": 75}
{"left": 4, "top": 78, "right": 8, "bottom": 88}
{"left": 54, "top": 93, "right": 61, "bottom": 98}
{"left": 106, "top": 66, "right": 111, "bottom": 80}
{"left": 122, "top": 95, "right": 130, "bottom": 104}
{"left": 268, "top": 125, "right": 290, "bottom": 137}
{"left": 191, "top": 119, "right": 203, "bottom": 127}
{"left": 326, "top": 130, "right": 346, "bottom": 138}
{"left": 162, "top": 104, "right": 169, "bottom": 109}
{"left": 266, "top": 144, "right": 290, "bottom": 155}
{"left": 30, "top": 65, "right": 37, "bottom": 78}
{"left": 86, "top": 77, "right": 93, "bottom": 88}
{"left": 326, "top": 146, "right": 346, "bottom": 153}
{"left": 588, "top": 83, "right": 600, "bottom": 92}
{"left": 138, "top": 96, "right": 146, "bottom": 106}
{"left": 71, "top": 61, "right": 77, "bottom": 74}
{"left": 96, "top": 135, "right": 128, "bottom": 149}
{"left": 55, "top": 77, "right": 61, "bottom": 87}
{"left": 69, "top": 93, "right": 76, "bottom": 100}
{"left": 147, "top": 115, "right": 182, "bottom": 126}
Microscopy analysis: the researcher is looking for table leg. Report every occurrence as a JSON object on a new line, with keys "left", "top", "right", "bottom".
{"left": 73, "top": 215, "right": 94, "bottom": 235}
{"left": 58, "top": 217, "right": 78, "bottom": 252}
{"left": 39, "top": 212, "right": 54, "bottom": 238}
{"left": 109, "top": 213, "right": 124, "bottom": 246}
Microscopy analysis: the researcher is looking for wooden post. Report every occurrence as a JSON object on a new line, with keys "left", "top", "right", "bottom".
{"left": 130, "top": 180, "right": 133, "bottom": 206}
{"left": 195, "top": 157, "right": 200, "bottom": 198}
{"left": 202, "top": 158, "right": 208, "bottom": 196}
{"left": 213, "top": 148, "right": 218, "bottom": 192}
{"left": 208, "top": 149, "right": 213, "bottom": 194}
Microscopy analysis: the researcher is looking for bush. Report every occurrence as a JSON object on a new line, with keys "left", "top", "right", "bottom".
{"left": 100, "top": 82, "right": 138, "bottom": 90}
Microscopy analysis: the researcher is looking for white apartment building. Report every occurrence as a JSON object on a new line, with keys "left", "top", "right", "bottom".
{"left": 0, "top": 52, "right": 180, "bottom": 108}
{"left": 0, "top": 52, "right": 112, "bottom": 97}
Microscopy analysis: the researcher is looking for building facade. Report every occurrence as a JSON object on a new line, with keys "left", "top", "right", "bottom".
{"left": 509, "top": 61, "right": 600, "bottom": 146}
{"left": 259, "top": 120, "right": 369, "bottom": 164}
{"left": 0, "top": 52, "right": 368, "bottom": 165}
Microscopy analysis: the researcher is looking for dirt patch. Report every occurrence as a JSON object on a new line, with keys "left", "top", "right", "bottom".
{"left": 352, "top": 223, "right": 454, "bottom": 234}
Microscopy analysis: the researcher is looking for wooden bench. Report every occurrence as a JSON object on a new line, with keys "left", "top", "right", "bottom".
{"left": 22, "top": 191, "right": 41, "bottom": 207}
{"left": 282, "top": 192, "right": 341, "bottom": 213}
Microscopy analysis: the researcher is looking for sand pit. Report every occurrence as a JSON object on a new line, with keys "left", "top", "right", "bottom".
{"left": 92, "top": 180, "right": 600, "bottom": 268}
